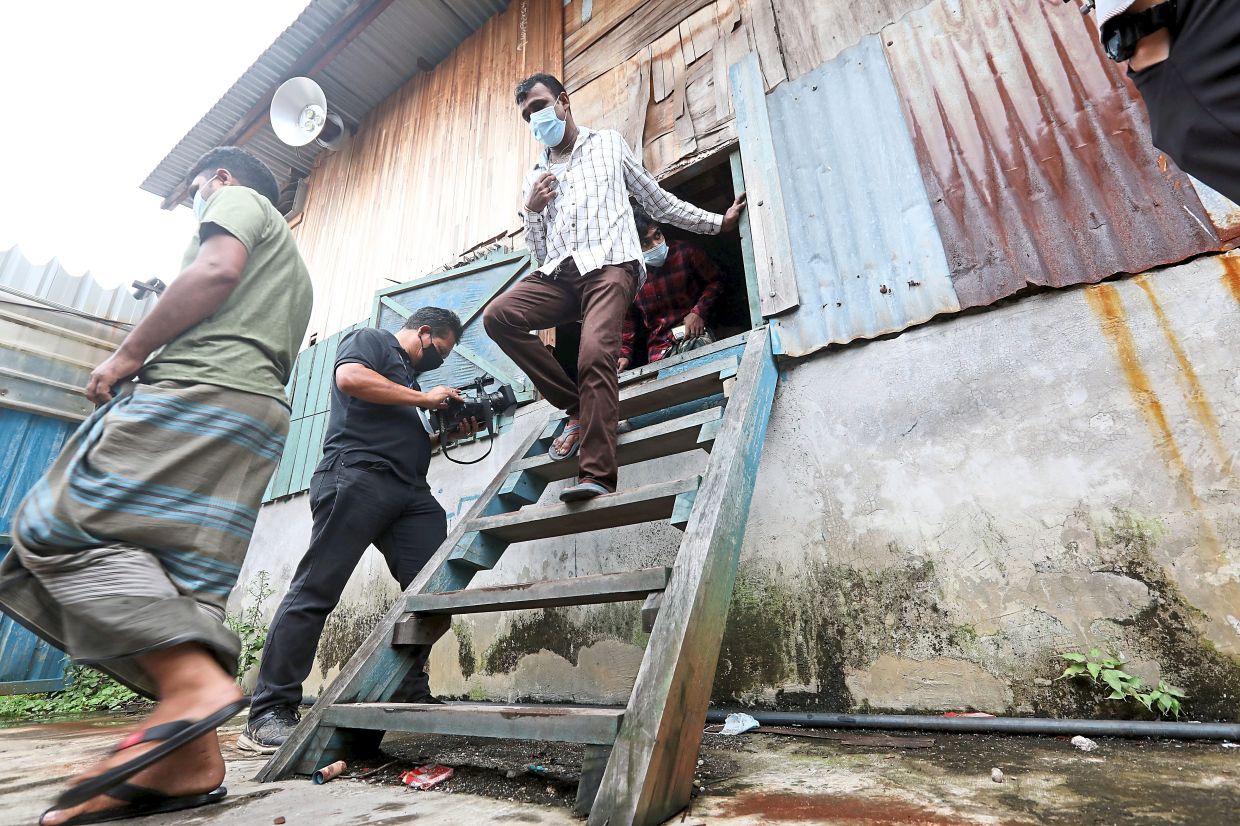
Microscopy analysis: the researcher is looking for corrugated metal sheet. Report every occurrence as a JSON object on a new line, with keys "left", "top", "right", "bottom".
{"left": 141, "top": 0, "right": 509, "bottom": 206}
{"left": 765, "top": 35, "right": 960, "bottom": 356}
{"left": 0, "top": 408, "right": 73, "bottom": 693}
{"left": 1, "top": 246, "right": 151, "bottom": 327}
{"left": 1191, "top": 176, "right": 1240, "bottom": 244}
{"left": 1, "top": 247, "right": 151, "bottom": 421}
{"left": 882, "top": 0, "right": 1219, "bottom": 310}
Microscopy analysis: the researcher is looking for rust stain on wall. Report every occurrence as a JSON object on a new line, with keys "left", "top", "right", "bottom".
{"left": 1221, "top": 256, "right": 1240, "bottom": 309}
{"left": 1084, "top": 285, "right": 1199, "bottom": 509}
{"left": 1085, "top": 284, "right": 1231, "bottom": 575}
{"left": 1134, "top": 276, "right": 1236, "bottom": 482}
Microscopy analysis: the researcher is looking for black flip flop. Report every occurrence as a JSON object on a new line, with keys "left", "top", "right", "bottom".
{"left": 48, "top": 698, "right": 247, "bottom": 812}
{"left": 42, "top": 785, "right": 227, "bottom": 825}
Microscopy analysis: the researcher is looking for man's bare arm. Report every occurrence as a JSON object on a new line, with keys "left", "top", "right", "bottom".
{"left": 335, "top": 363, "right": 461, "bottom": 409}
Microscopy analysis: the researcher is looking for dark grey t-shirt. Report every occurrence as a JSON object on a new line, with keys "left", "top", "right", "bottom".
{"left": 317, "top": 327, "right": 431, "bottom": 487}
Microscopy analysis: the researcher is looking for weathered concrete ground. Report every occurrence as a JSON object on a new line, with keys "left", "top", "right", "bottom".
{"left": 2, "top": 712, "right": 1237, "bottom": 825}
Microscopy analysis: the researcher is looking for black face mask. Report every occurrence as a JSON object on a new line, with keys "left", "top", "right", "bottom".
{"left": 415, "top": 334, "right": 444, "bottom": 373}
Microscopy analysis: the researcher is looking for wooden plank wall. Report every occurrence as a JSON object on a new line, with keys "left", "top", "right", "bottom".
{"left": 292, "top": 0, "right": 562, "bottom": 341}
{"left": 767, "top": 0, "right": 936, "bottom": 80}
{"left": 564, "top": 0, "right": 786, "bottom": 179}
{"left": 563, "top": 1, "right": 939, "bottom": 179}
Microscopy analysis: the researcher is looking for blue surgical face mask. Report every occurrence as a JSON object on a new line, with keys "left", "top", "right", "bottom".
{"left": 192, "top": 190, "right": 208, "bottom": 220}
{"left": 643, "top": 241, "right": 669, "bottom": 268}
{"left": 192, "top": 174, "right": 219, "bottom": 220}
{"left": 530, "top": 104, "right": 566, "bottom": 147}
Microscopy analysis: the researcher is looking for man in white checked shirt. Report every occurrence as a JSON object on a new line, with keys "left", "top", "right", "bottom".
{"left": 483, "top": 73, "right": 746, "bottom": 502}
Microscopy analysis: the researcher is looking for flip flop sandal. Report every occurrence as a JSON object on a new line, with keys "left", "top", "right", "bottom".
{"left": 48, "top": 698, "right": 247, "bottom": 812}
{"left": 43, "top": 785, "right": 227, "bottom": 825}
{"left": 549, "top": 422, "right": 582, "bottom": 461}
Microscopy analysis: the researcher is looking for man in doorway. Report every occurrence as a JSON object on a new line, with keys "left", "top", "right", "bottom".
{"left": 0, "top": 146, "right": 313, "bottom": 824}
{"left": 618, "top": 205, "right": 726, "bottom": 371}
{"left": 241, "top": 308, "right": 475, "bottom": 753}
{"left": 1083, "top": 0, "right": 1239, "bottom": 202}
{"left": 484, "top": 72, "right": 746, "bottom": 501}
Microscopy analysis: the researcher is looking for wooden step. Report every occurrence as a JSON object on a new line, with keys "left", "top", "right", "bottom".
{"left": 323, "top": 702, "right": 624, "bottom": 745}
{"left": 545, "top": 357, "right": 738, "bottom": 434}
{"left": 515, "top": 408, "right": 723, "bottom": 483}
{"left": 404, "top": 567, "right": 671, "bottom": 614}
{"left": 464, "top": 477, "right": 700, "bottom": 543}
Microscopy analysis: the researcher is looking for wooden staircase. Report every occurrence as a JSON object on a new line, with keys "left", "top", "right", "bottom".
{"left": 257, "top": 327, "right": 779, "bottom": 826}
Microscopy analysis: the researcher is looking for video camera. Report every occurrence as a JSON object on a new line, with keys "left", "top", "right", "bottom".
{"left": 429, "top": 376, "right": 517, "bottom": 464}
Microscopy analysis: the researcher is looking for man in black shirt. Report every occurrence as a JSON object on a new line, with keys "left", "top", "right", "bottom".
{"left": 1085, "top": 0, "right": 1240, "bottom": 203}
{"left": 241, "top": 307, "right": 473, "bottom": 753}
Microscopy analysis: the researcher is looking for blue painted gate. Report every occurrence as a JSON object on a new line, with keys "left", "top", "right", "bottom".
{"left": 0, "top": 408, "right": 73, "bottom": 695}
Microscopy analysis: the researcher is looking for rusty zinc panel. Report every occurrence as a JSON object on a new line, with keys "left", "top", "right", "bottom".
{"left": 765, "top": 35, "right": 960, "bottom": 355}
{"left": 882, "top": 0, "right": 1218, "bottom": 310}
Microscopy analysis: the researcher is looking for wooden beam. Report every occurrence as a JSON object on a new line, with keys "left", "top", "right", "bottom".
{"left": 576, "top": 745, "right": 612, "bottom": 815}
{"left": 390, "top": 613, "right": 451, "bottom": 646}
{"left": 467, "top": 477, "right": 701, "bottom": 543}
{"left": 323, "top": 702, "right": 624, "bottom": 745}
{"left": 402, "top": 567, "right": 671, "bottom": 615}
{"left": 512, "top": 407, "right": 723, "bottom": 482}
{"left": 588, "top": 327, "right": 778, "bottom": 826}
{"left": 160, "top": 0, "right": 399, "bottom": 209}
{"left": 257, "top": 418, "right": 550, "bottom": 781}
{"left": 730, "top": 54, "right": 799, "bottom": 317}
{"left": 547, "top": 356, "right": 738, "bottom": 426}
{"left": 640, "top": 592, "right": 663, "bottom": 634}
{"left": 728, "top": 150, "right": 764, "bottom": 328}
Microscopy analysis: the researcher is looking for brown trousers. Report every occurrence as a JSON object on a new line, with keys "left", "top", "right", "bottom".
{"left": 483, "top": 259, "right": 639, "bottom": 491}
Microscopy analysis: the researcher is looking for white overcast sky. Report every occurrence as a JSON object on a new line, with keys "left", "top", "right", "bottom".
{"left": 0, "top": 1, "right": 309, "bottom": 289}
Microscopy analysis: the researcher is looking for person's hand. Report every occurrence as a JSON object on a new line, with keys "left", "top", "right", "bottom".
{"left": 444, "top": 417, "right": 480, "bottom": 444}
{"left": 85, "top": 348, "right": 145, "bottom": 405}
{"left": 525, "top": 172, "right": 558, "bottom": 213}
{"left": 721, "top": 192, "right": 747, "bottom": 233}
{"left": 617, "top": 357, "right": 630, "bottom": 373}
{"left": 683, "top": 312, "right": 706, "bottom": 339}
{"left": 423, "top": 385, "right": 463, "bottom": 410}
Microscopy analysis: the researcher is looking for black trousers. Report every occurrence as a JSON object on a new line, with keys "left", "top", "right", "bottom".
{"left": 249, "top": 459, "right": 447, "bottom": 719}
{"left": 1130, "top": 0, "right": 1240, "bottom": 204}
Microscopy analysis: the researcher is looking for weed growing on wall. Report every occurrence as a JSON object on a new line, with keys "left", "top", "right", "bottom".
{"left": 226, "top": 570, "right": 275, "bottom": 684}
{"left": 1058, "top": 649, "right": 1187, "bottom": 718}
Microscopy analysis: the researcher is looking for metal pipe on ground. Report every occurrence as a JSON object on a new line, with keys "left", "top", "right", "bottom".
{"left": 705, "top": 709, "right": 1240, "bottom": 741}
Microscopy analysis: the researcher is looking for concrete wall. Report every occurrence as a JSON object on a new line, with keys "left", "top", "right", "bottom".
{"left": 233, "top": 252, "right": 1240, "bottom": 719}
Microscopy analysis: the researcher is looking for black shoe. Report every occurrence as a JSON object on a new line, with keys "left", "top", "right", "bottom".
{"left": 409, "top": 693, "right": 444, "bottom": 705}
{"left": 237, "top": 706, "right": 300, "bottom": 754}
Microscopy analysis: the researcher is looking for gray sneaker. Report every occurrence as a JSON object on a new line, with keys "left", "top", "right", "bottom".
{"left": 237, "top": 706, "right": 300, "bottom": 754}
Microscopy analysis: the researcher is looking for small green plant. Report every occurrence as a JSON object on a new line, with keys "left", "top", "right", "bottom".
{"left": 1058, "top": 649, "right": 1187, "bottom": 718}
{"left": 0, "top": 664, "right": 147, "bottom": 720}
{"left": 225, "top": 570, "right": 275, "bottom": 683}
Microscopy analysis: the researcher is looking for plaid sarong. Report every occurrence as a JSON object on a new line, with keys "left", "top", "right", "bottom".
{"left": 0, "top": 381, "right": 288, "bottom": 697}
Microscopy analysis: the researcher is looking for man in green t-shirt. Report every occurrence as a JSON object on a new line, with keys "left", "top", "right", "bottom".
{"left": 1, "top": 146, "right": 313, "bottom": 825}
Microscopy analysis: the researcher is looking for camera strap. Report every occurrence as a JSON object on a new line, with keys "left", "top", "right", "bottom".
{"left": 439, "top": 417, "right": 497, "bottom": 465}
